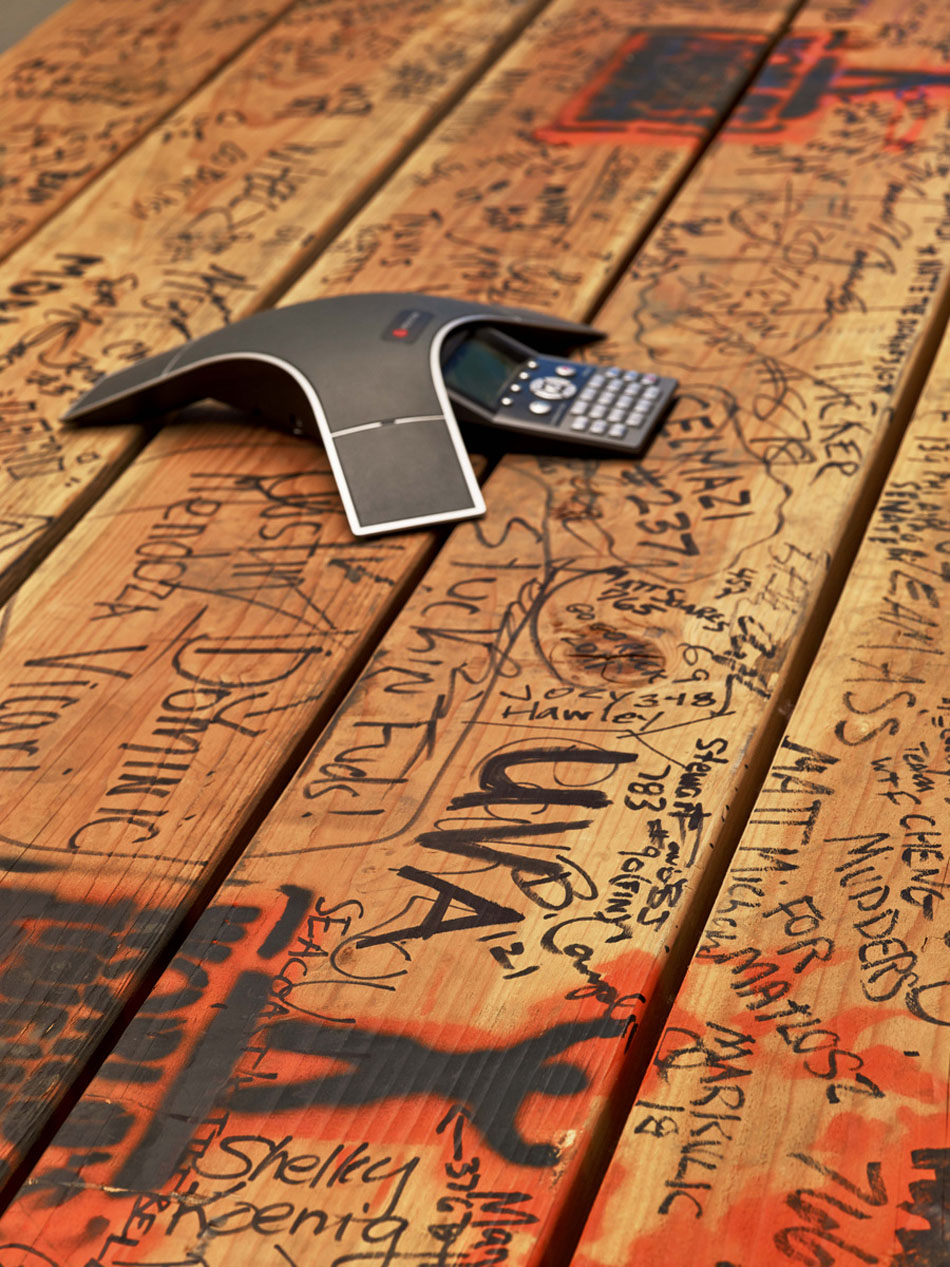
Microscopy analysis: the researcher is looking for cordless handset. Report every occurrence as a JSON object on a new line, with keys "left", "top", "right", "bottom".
{"left": 441, "top": 326, "right": 677, "bottom": 454}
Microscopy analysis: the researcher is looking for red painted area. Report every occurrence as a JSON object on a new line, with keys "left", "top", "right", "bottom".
{"left": 539, "top": 29, "right": 950, "bottom": 150}
{"left": 0, "top": 890, "right": 664, "bottom": 1263}
{"left": 724, "top": 32, "right": 950, "bottom": 148}
{"left": 536, "top": 28, "right": 765, "bottom": 147}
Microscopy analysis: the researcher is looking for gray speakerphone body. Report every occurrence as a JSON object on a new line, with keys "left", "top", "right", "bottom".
{"left": 63, "top": 292, "right": 602, "bottom": 537}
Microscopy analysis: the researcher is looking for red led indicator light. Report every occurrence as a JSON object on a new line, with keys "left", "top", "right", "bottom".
{"left": 392, "top": 327, "right": 408, "bottom": 338}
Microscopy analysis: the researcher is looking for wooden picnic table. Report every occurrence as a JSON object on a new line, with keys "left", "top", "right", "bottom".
{"left": 0, "top": 0, "right": 949, "bottom": 1262}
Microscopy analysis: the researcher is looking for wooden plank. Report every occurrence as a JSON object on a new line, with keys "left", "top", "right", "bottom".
{"left": 568, "top": 303, "right": 950, "bottom": 1267}
{"left": 0, "top": 0, "right": 299, "bottom": 260}
{"left": 0, "top": 0, "right": 549, "bottom": 599}
{"left": 5, "top": 0, "right": 950, "bottom": 1262}
{"left": 0, "top": 0, "right": 795, "bottom": 1199}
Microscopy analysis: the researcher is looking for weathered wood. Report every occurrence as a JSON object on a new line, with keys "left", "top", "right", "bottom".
{"left": 569, "top": 328, "right": 950, "bottom": 1267}
{"left": 0, "top": 0, "right": 548, "bottom": 599}
{"left": 0, "top": 0, "right": 794, "bottom": 1200}
{"left": 5, "top": 0, "right": 950, "bottom": 1263}
{"left": 0, "top": 0, "right": 298, "bottom": 260}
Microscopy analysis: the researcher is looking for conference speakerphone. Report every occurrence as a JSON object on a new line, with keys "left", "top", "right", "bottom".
{"left": 63, "top": 293, "right": 676, "bottom": 537}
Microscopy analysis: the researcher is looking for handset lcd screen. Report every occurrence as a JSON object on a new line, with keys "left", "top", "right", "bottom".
{"left": 441, "top": 330, "right": 522, "bottom": 406}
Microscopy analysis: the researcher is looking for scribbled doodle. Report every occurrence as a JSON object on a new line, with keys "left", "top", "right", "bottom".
{"left": 775, "top": 1154, "right": 889, "bottom": 1266}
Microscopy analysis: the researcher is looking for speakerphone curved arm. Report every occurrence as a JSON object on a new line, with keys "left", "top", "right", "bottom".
{"left": 62, "top": 292, "right": 603, "bottom": 537}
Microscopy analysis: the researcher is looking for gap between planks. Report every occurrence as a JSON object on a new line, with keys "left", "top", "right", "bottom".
{"left": 543, "top": 243, "right": 950, "bottom": 1265}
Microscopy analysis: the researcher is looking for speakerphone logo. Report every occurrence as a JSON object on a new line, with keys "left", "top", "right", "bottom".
{"left": 382, "top": 308, "right": 433, "bottom": 343}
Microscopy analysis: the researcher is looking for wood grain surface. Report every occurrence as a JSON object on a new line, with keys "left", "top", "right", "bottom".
{"left": 0, "top": 0, "right": 300, "bottom": 261}
{"left": 0, "top": 0, "right": 549, "bottom": 600}
{"left": 4, "top": 0, "right": 950, "bottom": 1264}
{"left": 0, "top": 0, "right": 797, "bottom": 1208}
{"left": 571, "top": 299, "right": 950, "bottom": 1267}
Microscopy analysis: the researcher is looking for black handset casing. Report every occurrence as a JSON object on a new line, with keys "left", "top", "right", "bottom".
{"left": 442, "top": 326, "right": 676, "bottom": 453}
